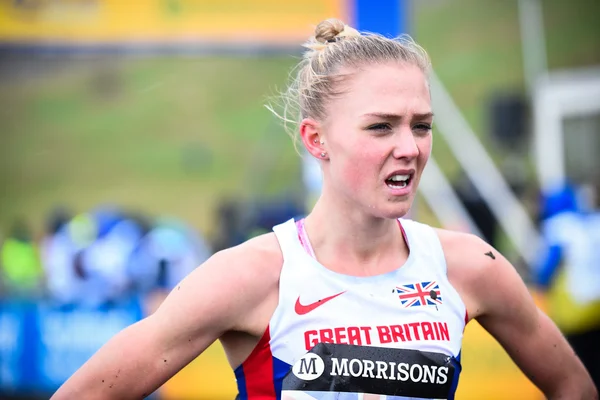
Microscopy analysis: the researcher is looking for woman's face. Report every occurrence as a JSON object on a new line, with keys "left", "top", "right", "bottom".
{"left": 319, "top": 62, "right": 433, "bottom": 219}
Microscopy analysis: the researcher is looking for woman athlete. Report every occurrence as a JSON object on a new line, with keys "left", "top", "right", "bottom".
{"left": 52, "top": 19, "right": 597, "bottom": 400}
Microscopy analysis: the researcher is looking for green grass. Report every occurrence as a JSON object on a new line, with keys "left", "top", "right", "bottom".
{"left": 0, "top": 57, "right": 298, "bottom": 236}
{"left": 1, "top": 0, "right": 598, "bottom": 238}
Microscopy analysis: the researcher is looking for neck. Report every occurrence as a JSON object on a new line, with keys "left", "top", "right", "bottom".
{"left": 304, "top": 193, "right": 408, "bottom": 273}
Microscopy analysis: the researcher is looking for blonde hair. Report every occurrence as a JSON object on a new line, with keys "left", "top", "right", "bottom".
{"left": 268, "top": 18, "right": 432, "bottom": 151}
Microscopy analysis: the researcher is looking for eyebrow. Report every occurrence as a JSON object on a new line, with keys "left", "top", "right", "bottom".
{"left": 362, "top": 112, "right": 434, "bottom": 120}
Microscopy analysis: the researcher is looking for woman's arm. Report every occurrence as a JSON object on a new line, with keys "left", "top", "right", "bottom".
{"left": 439, "top": 230, "right": 597, "bottom": 400}
{"left": 51, "top": 235, "right": 280, "bottom": 400}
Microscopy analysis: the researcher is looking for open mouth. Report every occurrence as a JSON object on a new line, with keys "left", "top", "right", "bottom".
{"left": 385, "top": 173, "right": 412, "bottom": 189}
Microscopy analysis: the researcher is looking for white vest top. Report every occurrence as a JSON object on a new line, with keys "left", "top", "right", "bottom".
{"left": 234, "top": 218, "right": 467, "bottom": 400}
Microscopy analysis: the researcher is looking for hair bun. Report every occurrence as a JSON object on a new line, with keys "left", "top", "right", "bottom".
{"left": 315, "top": 18, "right": 348, "bottom": 43}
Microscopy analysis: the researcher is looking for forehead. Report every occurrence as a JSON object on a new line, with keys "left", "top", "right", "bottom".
{"left": 329, "top": 63, "right": 431, "bottom": 117}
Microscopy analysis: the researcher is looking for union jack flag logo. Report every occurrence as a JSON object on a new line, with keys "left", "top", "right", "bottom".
{"left": 395, "top": 281, "right": 443, "bottom": 308}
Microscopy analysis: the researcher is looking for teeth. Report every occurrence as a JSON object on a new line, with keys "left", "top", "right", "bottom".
{"left": 388, "top": 181, "right": 408, "bottom": 188}
{"left": 389, "top": 174, "right": 409, "bottom": 182}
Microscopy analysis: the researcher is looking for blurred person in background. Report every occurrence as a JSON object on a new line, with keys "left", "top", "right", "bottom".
{"left": 127, "top": 217, "right": 211, "bottom": 313}
{"left": 52, "top": 19, "right": 596, "bottom": 400}
{"left": 43, "top": 206, "right": 146, "bottom": 308}
{"left": 42, "top": 210, "right": 95, "bottom": 306}
{"left": 454, "top": 171, "right": 497, "bottom": 247}
{"left": 40, "top": 206, "right": 73, "bottom": 300}
{"left": 77, "top": 207, "right": 146, "bottom": 307}
{"left": 211, "top": 199, "right": 252, "bottom": 252}
{"left": 535, "top": 181, "right": 600, "bottom": 390}
{"left": 0, "top": 218, "right": 43, "bottom": 296}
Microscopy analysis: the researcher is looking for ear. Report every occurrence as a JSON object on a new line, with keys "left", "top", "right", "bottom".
{"left": 300, "top": 118, "right": 326, "bottom": 160}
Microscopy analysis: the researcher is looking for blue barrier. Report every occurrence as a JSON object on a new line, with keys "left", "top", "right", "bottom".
{"left": 0, "top": 296, "right": 143, "bottom": 396}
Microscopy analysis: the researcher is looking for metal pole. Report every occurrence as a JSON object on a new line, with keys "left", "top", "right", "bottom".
{"left": 430, "top": 72, "right": 541, "bottom": 269}
{"left": 518, "top": 0, "right": 549, "bottom": 93}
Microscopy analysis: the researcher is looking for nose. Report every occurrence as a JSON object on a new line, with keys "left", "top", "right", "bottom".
{"left": 392, "top": 127, "right": 419, "bottom": 160}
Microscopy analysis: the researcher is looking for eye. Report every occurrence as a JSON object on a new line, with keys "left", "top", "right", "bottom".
{"left": 367, "top": 122, "right": 392, "bottom": 132}
{"left": 413, "top": 123, "right": 432, "bottom": 134}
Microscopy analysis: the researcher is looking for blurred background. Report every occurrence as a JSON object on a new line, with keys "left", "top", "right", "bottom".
{"left": 0, "top": 0, "right": 599, "bottom": 399}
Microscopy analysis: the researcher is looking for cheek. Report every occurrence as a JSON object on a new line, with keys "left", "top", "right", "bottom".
{"left": 343, "top": 163, "right": 364, "bottom": 192}
{"left": 418, "top": 137, "right": 433, "bottom": 166}
{"left": 338, "top": 144, "right": 382, "bottom": 191}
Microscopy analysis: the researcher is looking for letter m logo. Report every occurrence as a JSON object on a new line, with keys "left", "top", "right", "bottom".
{"left": 292, "top": 353, "right": 325, "bottom": 381}
{"left": 299, "top": 357, "right": 317, "bottom": 374}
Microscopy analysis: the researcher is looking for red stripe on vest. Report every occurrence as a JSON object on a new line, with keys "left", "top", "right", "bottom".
{"left": 242, "top": 327, "right": 276, "bottom": 398}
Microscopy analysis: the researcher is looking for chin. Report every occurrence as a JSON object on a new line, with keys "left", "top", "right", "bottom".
{"left": 375, "top": 203, "right": 412, "bottom": 220}
{"left": 387, "top": 209, "right": 411, "bottom": 220}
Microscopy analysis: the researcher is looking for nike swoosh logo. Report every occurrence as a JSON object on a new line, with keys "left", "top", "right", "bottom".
{"left": 295, "top": 291, "right": 346, "bottom": 315}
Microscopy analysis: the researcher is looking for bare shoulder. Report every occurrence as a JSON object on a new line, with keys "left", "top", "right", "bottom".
{"left": 151, "top": 232, "right": 283, "bottom": 336}
{"left": 210, "top": 231, "right": 284, "bottom": 285}
{"left": 433, "top": 228, "right": 516, "bottom": 320}
{"left": 434, "top": 228, "right": 498, "bottom": 272}
{"left": 187, "top": 230, "right": 282, "bottom": 304}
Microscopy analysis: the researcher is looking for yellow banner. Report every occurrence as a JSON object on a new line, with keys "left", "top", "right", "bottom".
{"left": 456, "top": 320, "right": 542, "bottom": 400}
{"left": 162, "top": 341, "right": 237, "bottom": 399}
{"left": 0, "top": 0, "right": 347, "bottom": 44}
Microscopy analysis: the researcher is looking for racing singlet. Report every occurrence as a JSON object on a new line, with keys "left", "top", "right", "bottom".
{"left": 234, "top": 218, "right": 468, "bottom": 400}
